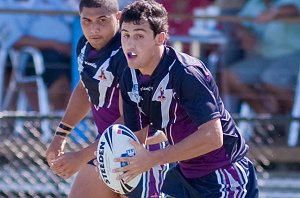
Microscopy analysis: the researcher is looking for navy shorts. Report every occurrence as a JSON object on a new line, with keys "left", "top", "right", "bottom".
{"left": 87, "top": 134, "right": 100, "bottom": 166}
{"left": 161, "top": 157, "right": 259, "bottom": 198}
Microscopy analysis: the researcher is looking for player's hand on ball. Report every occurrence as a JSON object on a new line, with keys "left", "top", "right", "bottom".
{"left": 113, "top": 139, "right": 154, "bottom": 184}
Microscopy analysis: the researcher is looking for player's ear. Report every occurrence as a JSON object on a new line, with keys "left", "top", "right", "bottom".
{"left": 155, "top": 32, "right": 167, "bottom": 46}
{"left": 115, "top": 11, "right": 122, "bottom": 20}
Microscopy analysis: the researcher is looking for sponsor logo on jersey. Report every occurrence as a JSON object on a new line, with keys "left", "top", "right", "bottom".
{"left": 140, "top": 86, "right": 153, "bottom": 91}
{"left": 84, "top": 61, "right": 97, "bottom": 68}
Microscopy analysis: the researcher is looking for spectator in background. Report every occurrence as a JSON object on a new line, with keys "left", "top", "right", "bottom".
{"left": 158, "top": 0, "right": 216, "bottom": 57}
{"left": 1, "top": 0, "right": 76, "bottom": 112}
{"left": 216, "top": 0, "right": 246, "bottom": 66}
{"left": 215, "top": 0, "right": 246, "bottom": 112}
{"left": 221, "top": 0, "right": 300, "bottom": 115}
{"left": 0, "top": 0, "right": 32, "bottom": 101}
{"left": 158, "top": 0, "right": 214, "bottom": 36}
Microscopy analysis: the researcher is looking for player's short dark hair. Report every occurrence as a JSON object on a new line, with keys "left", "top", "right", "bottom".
{"left": 120, "top": 0, "right": 169, "bottom": 37}
{"left": 79, "top": 0, "right": 119, "bottom": 13}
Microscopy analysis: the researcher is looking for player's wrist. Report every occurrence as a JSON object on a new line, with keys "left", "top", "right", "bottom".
{"left": 150, "top": 149, "right": 165, "bottom": 166}
{"left": 54, "top": 122, "right": 74, "bottom": 138}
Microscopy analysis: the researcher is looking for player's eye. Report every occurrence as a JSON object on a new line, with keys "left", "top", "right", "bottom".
{"left": 82, "top": 19, "right": 91, "bottom": 23}
{"left": 122, "top": 34, "right": 130, "bottom": 39}
{"left": 135, "top": 34, "right": 144, "bottom": 39}
{"left": 97, "top": 18, "right": 108, "bottom": 25}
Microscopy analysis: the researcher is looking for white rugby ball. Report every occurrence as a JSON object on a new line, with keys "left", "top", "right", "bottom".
{"left": 96, "top": 124, "right": 142, "bottom": 194}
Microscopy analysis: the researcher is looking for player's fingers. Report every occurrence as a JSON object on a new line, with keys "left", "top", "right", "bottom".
{"left": 114, "top": 156, "right": 132, "bottom": 162}
{"left": 51, "top": 155, "right": 67, "bottom": 168}
{"left": 50, "top": 165, "right": 62, "bottom": 175}
{"left": 51, "top": 161, "right": 65, "bottom": 174}
{"left": 117, "top": 171, "right": 136, "bottom": 184}
{"left": 56, "top": 168, "right": 68, "bottom": 177}
{"left": 129, "top": 139, "right": 142, "bottom": 149}
{"left": 46, "top": 153, "right": 56, "bottom": 165}
{"left": 61, "top": 173, "right": 71, "bottom": 179}
{"left": 123, "top": 175, "right": 136, "bottom": 184}
{"left": 112, "top": 167, "right": 125, "bottom": 173}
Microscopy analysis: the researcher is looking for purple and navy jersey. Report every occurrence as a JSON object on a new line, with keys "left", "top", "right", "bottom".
{"left": 77, "top": 33, "right": 127, "bottom": 134}
{"left": 120, "top": 46, "right": 248, "bottom": 178}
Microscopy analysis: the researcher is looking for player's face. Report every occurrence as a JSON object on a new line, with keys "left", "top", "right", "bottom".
{"left": 80, "top": 7, "right": 120, "bottom": 50}
{"left": 121, "top": 21, "right": 166, "bottom": 75}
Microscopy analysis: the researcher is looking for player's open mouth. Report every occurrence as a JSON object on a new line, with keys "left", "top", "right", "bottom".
{"left": 127, "top": 52, "right": 137, "bottom": 59}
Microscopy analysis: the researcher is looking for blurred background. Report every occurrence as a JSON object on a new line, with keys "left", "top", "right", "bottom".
{"left": 0, "top": 0, "right": 300, "bottom": 197}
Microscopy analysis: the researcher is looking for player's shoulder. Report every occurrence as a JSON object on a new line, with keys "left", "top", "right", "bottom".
{"left": 166, "top": 46, "right": 210, "bottom": 83}
{"left": 167, "top": 46, "right": 204, "bottom": 69}
{"left": 77, "top": 35, "right": 88, "bottom": 47}
{"left": 109, "top": 47, "right": 127, "bottom": 77}
{"left": 76, "top": 35, "right": 88, "bottom": 55}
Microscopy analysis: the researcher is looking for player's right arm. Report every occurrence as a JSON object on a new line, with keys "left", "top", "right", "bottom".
{"left": 45, "top": 81, "right": 91, "bottom": 168}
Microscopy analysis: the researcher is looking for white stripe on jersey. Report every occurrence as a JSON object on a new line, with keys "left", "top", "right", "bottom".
{"left": 140, "top": 171, "right": 149, "bottom": 198}
{"left": 151, "top": 60, "right": 176, "bottom": 128}
{"left": 93, "top": 49, "right": 119, "bottom": 108}
{"left": 77, "top": 41, "right": 88, "bottom": 73}
{"left": 128, "top": 69, "right": 144, "bottom": 129}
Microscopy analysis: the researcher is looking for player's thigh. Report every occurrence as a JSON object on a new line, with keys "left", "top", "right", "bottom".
{"left": 68, "top": 164, "right": 120, "bottom": 198}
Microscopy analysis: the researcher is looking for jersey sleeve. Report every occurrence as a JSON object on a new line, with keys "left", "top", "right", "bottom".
{"left": 120, "top": 68, "right": 150, "bottom": 132}
{"left": 174, "top": 65, "right": 221, "bottom": 126}
{"left": 76, "top": 35, "right": 87, "bottom": 56}
{"left": 110, "top": 49, "right": 127, "bottom": 81}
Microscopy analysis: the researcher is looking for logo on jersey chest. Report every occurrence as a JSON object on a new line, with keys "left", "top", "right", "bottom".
{"left": 152, "top": 86, "right": 172, "bottom": 103}
{"left": 99, "top": 68, "right": 107, "bottom": 80}
{"left": 157, "top": 87, "right": 166, "bottom": 101}
{"left": 84, "top": 61, "right": 97, "bottom": 68}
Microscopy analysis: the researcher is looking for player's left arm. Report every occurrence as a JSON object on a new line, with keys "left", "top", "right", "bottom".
{"left": 149, "top": 118, "right": 223, "bottom": 164}
{"left": 152, "top": 65, "right": 224, "bottom": 163}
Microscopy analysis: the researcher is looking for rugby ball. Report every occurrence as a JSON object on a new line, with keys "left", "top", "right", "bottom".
{"left": 96, "top": 124, "right": 142, "bottom": 194}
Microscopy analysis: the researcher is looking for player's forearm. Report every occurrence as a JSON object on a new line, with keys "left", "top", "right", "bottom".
{"left": 134, "top": 126, "right": 149, "bottom": 145}
{"left": 151, "top": 118, "right": 223, "bottom": 165}
{"left": 146, "top": 130, "right": 168, "bottom": 145}
{"left": 60, "top": 81, "right": 91, "bottom": 127}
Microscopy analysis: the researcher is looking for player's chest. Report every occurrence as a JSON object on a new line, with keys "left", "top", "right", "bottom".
{"left": 81, "top": 57, "right": 115, "bottom": 87}
{"left": 137, "top": 76, "right": 177, "bottom": 112}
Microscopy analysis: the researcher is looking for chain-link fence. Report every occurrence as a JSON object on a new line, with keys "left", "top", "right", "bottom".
{"left": 0, "top": 112, "right": 300, "bottom": 197}
{"left": 0, "top": 112, "right": 97, "bottom": 198}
